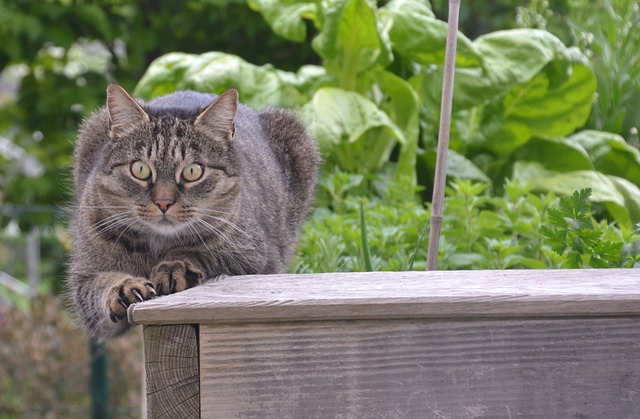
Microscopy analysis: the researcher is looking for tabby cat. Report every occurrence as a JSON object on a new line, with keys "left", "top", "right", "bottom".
{"left": 69, "top": 84, "right": 319, "bottom": 342}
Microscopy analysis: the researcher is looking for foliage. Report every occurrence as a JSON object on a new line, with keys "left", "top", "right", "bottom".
{"left": 540, "top": 0, "right": 640, "bottom": 138}
{"left": 0, "top": 0, "right": 315, "bottom": 231}
{"left": 296, "top": 173, "right": 640, "bottom": 273}
{"left": 437, "top": 179, "right": 558, "bottom": 269}
{"left": 541, "top": 189, "right": 640, "bottom": 268}
{"left": 577, "top": 0, "right": 640, "bottom": 137}
{"left": 134, "top": 0, "right": 640, "bottom": 228}
{"left": 294, "top": 169, "right": 428, "bottom": 272}
{"left": 0, "top": 0, "right": 320, "bottom": 297}
{"left": 511, "top": 130, "right": 640, "bottom": 229}
{"left": 2, "top": 2, "right": 639, "bottom": 418}
{"left": 0, "top": 295, "right": 143, "bottom": 418}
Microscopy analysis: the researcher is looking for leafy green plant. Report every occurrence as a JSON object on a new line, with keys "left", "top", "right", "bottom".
{"left": 297, "top": 175, "right": 549, "bottom": 273}
{"left": 541, "top": 188, "right": 640, "bottom": 268}
{"left": 294, "top": 169, "right": 428, "bottom": 273}
{"left": 298, "top": 174, "right": 640, "bottom": 273}
{"left": 133, "top": 0, "right": 640, "bottom": 228}
{"left": 438, "top": 179, "right": 560, "bottom": 269}
{"left": 563, "top": 0, "right": 640, "bottom": 137}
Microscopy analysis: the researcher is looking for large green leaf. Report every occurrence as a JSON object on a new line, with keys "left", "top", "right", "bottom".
{"left": 421, "top": 29, "right": 593, "bottom": 112}
{"left": 247, "top": 0, "right": 317, "bottom": 42}
{"left": 380, "top": 0, "right": 481, "bottom": 68}
{"left": 511, "top": 132, "right": 640, "bottom": 203}
{"left": 491, "top": 63, "right": 596, "bottom": 154}
{"left": 134, "top": 52, "right": 323, "bottom": 109}
{"left": 569, "top": 130, "right": 640, "bottom": 185}
{"left": 302, "top": 87, "right": 405, "bottom": 146}
{"left": 513, "top": 161, "right": 640, "bottom": 228}
{"left": 302, "top": 87, "right": 405, "bottom": 171}
{"left": 422, "top": 149, "right": 491, "bottom": 182}
{"left": 311, "top": 0, "right": 391, "bottom": 90}
{"left": 420, "top": 30, "right": 597, "bottom": 159}
{"left": 510, "top": 136, "right": 593, "bottom": 173}
{"left": 375, "top": 70, "right": 420, "bottom": 181}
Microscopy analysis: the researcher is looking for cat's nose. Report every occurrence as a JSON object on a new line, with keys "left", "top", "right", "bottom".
{"left": 155, "top": 198, "right": 174, "bottom": 213}
{"left": 154, "top": 184, "right": 176, "bottom": 213}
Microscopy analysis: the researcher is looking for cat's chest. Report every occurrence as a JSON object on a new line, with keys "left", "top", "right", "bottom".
{"left": 147, "top": 239, "right": 172, "bottom": 261}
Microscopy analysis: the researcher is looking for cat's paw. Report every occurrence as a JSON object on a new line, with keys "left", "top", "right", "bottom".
{"left": 150, "top": 260, "right": 203, "bottom": 296}
{"left": 107, "top": 276, "right": 156, "bottom": 323}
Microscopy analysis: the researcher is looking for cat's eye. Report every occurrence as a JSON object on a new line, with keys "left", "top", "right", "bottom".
{"left": 182, "top": 163, "right": 204, "bottom": 182}
{"left": 131, "top": 161, "right": 151, "bottom": 180}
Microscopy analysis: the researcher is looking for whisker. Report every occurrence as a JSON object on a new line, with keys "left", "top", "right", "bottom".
{"left": 72, "top": 205, "right": 131, "bottom": 209}
{"left": 88, "top": 212, "right": 134, "bottom": 240}
{"left": 196, "top": 213, "right": 256, "bottom": 243}
{"left": 187, "top": 223, "right": 217, "bottom": 264}
{"left": 195, "top": 218, "right": 253, "bottom": 267}
{"left": 114, "top": 219, "right": 137, "bottom": 246}
{"left": 93, "top": 213, "right": 130, "bottom": 231}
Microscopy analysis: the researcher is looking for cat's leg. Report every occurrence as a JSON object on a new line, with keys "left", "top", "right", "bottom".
{"left": 70, "top": 271, "right": 156, "bottom": 341}
{"left": 149, "top": 260, "right": 203, "bottom": 295}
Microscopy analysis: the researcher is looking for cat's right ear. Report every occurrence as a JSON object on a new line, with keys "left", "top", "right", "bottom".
{"left": 195, "top": 88, "right": 238, "bottom": 142}
{"left": 107, "top": 84, "right": 149, "bottom": 140}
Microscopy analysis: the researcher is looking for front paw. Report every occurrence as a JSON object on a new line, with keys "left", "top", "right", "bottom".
{"left": 107, "top": 276, "right": 156, "bottom": 322}
{"left": 150, "top": 260, "right": 203, "bottom": 296}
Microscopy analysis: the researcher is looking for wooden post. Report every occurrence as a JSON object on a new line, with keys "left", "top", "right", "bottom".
{"left": 130, "top": 270, "right": 640, "bottom": 418}
{"left": 427, "top": 0, "right": 462, "bottom": 270}
{"left": 143, "top": 324, "right": 199, "bottom": 418}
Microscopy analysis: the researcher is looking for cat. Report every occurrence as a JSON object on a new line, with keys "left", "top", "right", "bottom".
{"left": 68, "top": 84, "right": 320, "bottom": 342}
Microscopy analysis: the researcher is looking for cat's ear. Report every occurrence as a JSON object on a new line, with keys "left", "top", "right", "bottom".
{"left": 107, "top": 83, "right": 149, "bottom": 140}
{"left": 194, "top": 88, "right": 238, "bottom": 141}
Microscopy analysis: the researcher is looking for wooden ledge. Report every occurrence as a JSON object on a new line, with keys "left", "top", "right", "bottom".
{"left": 128, "top": 269, "right": 640, "bottom": 326}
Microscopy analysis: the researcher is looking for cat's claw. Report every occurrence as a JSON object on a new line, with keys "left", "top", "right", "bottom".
{"left": 107, "top": 276, "right": 157, "bottom": 323}
{"left": 133, "top": 289, "right": 144, "bottom": 302}
{"left": 150, "top": 260, "right": 203, "bottom": 296}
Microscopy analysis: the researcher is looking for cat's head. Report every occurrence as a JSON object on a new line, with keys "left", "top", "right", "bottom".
{"left": 94, "top": 84, "right": 240, "bottom": 238}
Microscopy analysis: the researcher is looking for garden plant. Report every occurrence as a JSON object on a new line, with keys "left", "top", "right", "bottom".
{"left": 1, "top": 0, "right": 640, "bottom": 416}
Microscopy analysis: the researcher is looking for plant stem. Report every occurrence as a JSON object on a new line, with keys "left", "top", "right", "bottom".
{"left": 360, "top": 200, "right": 373, "bottom": 271}
{"left": 427, "top": 0, "right": 461, "bottom": 271}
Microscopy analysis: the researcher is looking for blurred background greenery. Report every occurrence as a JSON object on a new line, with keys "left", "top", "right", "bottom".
{"left": 1, "top": 0, "right": 639, "bottom": 416}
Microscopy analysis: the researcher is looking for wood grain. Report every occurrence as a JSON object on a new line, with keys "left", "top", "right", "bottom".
{"left": 144, "top": 324, "right": 199, "bottom": 418}
{"left": 129, "top": 270, "right": 640, "bottom": 325}
{"left": 199, "top": 318, "right": 640, "bottom": 418}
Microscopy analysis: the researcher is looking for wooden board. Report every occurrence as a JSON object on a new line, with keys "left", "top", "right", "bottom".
{"left": 129, "top": 269, "right": 640, "bottom": 325}
{"left": 199, "top": 318, "right": 640, "bottom": 418}
{"left": 144, "top": 324, "right": 199, "bottom": 418}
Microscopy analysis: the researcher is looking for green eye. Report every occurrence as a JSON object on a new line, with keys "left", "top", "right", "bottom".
{"left": 182, "top": 163, "right": 204, "bottom": 182}
{"left": 131, "top": 161, "right": 151, "bottom": 180}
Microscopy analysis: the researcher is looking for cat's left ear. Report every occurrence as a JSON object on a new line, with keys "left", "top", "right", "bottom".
{"left": 107, "top": 83, "right": 149, "bottom": 140}
{"left": 195, "top": 88, "right": 238, "bottom": 142}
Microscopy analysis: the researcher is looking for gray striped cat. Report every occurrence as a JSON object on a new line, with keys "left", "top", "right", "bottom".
{"left": 69, "top": 84, "right": 319, "bottom": 342}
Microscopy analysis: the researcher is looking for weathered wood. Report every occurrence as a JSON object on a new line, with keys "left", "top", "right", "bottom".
{"left": 199, "top": 318, "right": 640, "bottom": 418}
{"left": 132, "top": 270, "right": 640, "bottom": 418}
{"left": 130, "top": 270, "right": 640, "bottom": 325}
{"left": 143, "top": 324, "right": 199, "bottom": 418}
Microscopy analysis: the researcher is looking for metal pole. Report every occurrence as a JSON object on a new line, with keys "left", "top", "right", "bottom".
{"left": 26, "top": 227, "right": 40, "bottom": 292}
{"left": 426, "top": 0, "right": 461, "bottom": 270}
{"left": 90, "top": 339, "right": 109, "bottom": 419}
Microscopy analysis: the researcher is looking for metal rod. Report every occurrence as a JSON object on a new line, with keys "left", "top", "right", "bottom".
{"left": 426, "top": 0, "right": 461, "bottom": 270}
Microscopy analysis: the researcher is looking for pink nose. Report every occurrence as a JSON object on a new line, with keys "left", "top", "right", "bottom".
{"left": 155, "top": 198, "right": 174, "bottom": 213}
